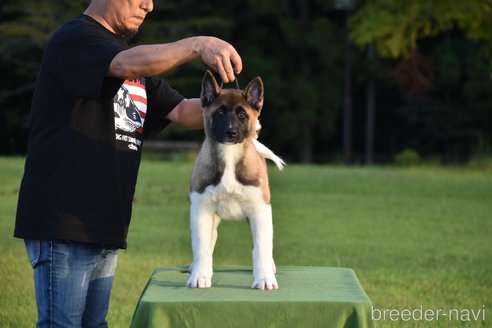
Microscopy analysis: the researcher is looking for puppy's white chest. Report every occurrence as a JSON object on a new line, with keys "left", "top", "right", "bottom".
{"left": 218, "top": 161, "right": 242, "bottom": 194}
{"left": 205, "top": 171, "right": 257, "bottom": 220}
{"left": 190, "top": 144, "right": 263, "bottom": 220}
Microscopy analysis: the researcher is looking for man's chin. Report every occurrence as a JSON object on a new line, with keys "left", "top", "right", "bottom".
{"left": 125, "top": 29, "right": 138, "bottom": 38}
{"left": 117, "top": 25, "right": 140, "bottom": 38}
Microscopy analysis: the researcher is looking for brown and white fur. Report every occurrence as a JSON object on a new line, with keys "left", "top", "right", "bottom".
{"left": 187, "top": 71, "right": 284, "bottom": 290}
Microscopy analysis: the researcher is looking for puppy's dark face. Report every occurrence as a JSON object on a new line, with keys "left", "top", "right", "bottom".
{"left": 209, "top": 101, "right": 250, "bottom": 144}
{"left": 201, "top": 71, "right": 264, "bottom": 145}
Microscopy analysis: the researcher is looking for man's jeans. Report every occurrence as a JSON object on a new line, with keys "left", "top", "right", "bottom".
{"left": 25, "top": 240, "right": 118, "bottom": 328}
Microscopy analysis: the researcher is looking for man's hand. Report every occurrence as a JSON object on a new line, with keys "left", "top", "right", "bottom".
{"left": 197, "top": 37, "right": 242, "bottom": 83}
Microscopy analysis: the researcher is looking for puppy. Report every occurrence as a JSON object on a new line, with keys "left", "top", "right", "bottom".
{"left": 187, "top": 71, "right": 284, "bottom": 290}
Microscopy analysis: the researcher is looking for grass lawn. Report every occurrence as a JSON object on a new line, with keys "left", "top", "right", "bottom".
{"left": 1, "top": 157, "right": 491, "bottom": 327}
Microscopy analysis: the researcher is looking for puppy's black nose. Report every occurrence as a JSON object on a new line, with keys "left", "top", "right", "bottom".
{"left": 226, "top": 130, "right": 238, "bottom": 138}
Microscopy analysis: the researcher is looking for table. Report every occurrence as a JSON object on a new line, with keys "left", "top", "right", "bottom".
{"left": 130, "top": 266, "right": 375, "bottom": 328}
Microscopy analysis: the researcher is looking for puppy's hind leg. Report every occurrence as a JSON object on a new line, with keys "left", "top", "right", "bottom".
{"left": 187, "top": 193, "right": 215, "bottom": 288}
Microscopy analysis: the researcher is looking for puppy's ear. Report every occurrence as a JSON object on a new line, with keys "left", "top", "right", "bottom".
{"left": 243, "top": 77, "right": 264, "bottom": 111}
{"left": 201, "top": 70, "right": 221, "bottom": 108}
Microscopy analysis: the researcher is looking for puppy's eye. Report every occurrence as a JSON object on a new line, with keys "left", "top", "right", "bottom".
{"left": 237, "top": 111, "right": 247, "bottom": 121}
{"left": 216, "top": 108, "right": 225, "bottom": 116}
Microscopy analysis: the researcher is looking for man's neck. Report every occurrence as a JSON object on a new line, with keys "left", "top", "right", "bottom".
{"left": 84, "top": 4, "right": 118, "bottom": 35}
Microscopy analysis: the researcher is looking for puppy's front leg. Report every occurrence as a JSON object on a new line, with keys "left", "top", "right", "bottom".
{"left": 249, "top": 203, "right": 278, "bottom": 290}
{"left": 187, "top": 193, "right": 214, "bottom": 288}
{"left": 210, "top": 214, "right": 221, "bottom": 256}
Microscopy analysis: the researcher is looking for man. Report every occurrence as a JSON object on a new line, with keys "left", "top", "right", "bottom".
{"left": 14, "top": 0, "right": 242, "bottom": 327}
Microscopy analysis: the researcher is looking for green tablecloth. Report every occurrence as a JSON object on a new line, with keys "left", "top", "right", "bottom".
{"left": 130, "top": 266, "right": 375, "bottom": 328}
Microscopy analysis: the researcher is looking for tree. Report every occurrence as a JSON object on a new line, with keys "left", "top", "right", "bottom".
{"left": 155, "top": 0, "right": 346, "bottom": 162}
{"left": 0, "top": 0, "right": 89, "bottom": 153}
{"left": 350, "top": 0, "right": 492, "bottom": 61}
{"left": 235, "top": 0, "right": 344, "bottom": 162}
{"left": 349, "top": 0, "right": 492, "bottom": 161}
{"left": 2, "top": 0, "right": 490, "bottom": 162}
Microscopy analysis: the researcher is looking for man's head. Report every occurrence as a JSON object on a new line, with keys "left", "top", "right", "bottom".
{"left": 86, "top": 0, "right": 153, "bottom": 37}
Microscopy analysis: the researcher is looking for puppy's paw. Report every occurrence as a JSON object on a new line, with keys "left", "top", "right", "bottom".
{"left": 186, "top": 273, "right": 212, "bottom": 288}
{"left": 252, "top": 274, "right": 278, "bottom": 290}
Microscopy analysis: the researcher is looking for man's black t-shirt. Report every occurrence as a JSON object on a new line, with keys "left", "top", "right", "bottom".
{"left": 14, "top": 15, "right": 184, "bottom": 248}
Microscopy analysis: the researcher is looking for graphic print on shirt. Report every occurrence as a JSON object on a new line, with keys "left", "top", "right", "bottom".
{"left": 113, "top": 79, "right": 147, "bottom": 151}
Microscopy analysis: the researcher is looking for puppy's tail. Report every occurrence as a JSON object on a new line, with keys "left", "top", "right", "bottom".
{"left": 253, "top": 139, "right": 286, "bottom": 171}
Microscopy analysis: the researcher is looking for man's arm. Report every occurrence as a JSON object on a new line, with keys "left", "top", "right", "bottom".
{"left": 165, "top": 98, "right": 203, "bottom": 130}
{"left": 108, "top": 36, "right": 242, "bottom": 83}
